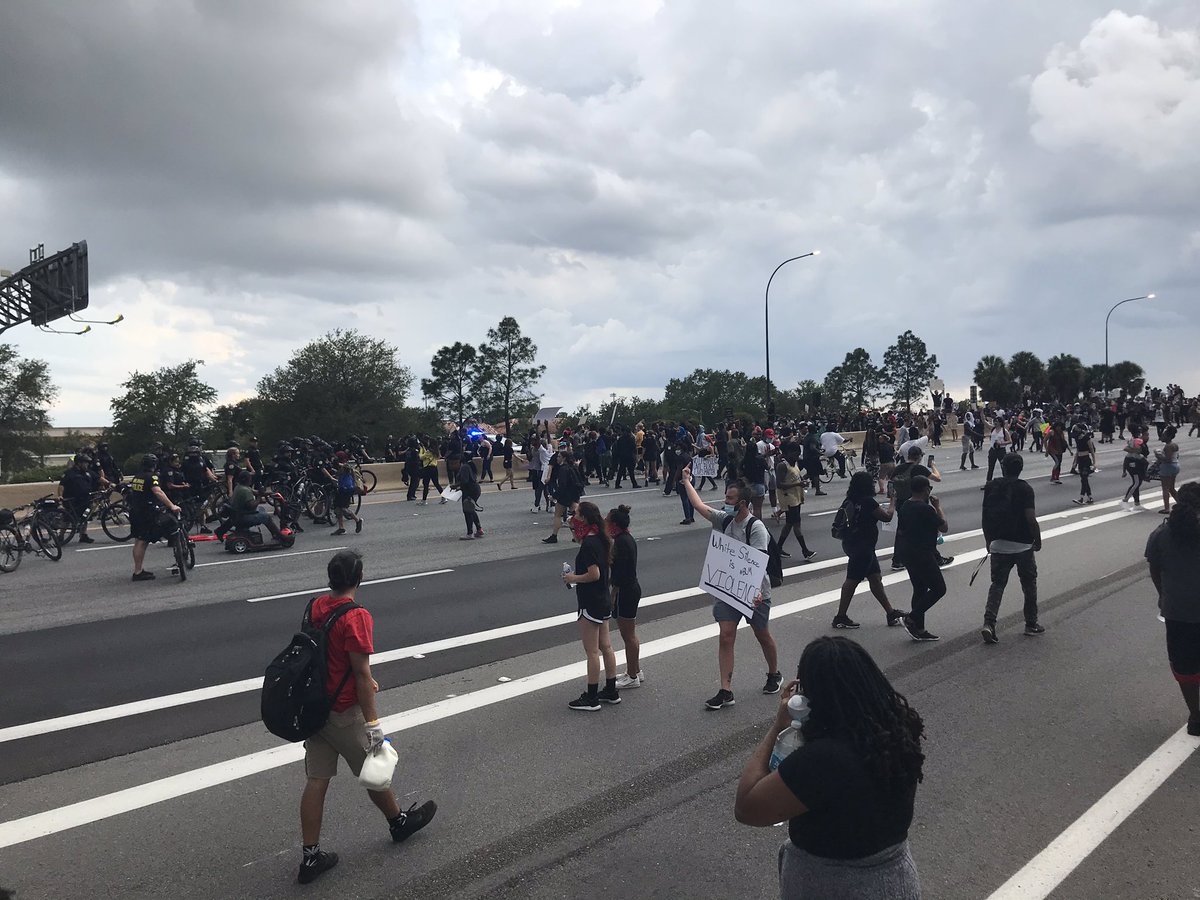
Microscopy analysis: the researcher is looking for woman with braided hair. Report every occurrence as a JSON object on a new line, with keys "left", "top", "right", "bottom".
{"left": 1145, "top": 482, "right": 1200, "bottom": 736}
{"left": 735, "top": 637, "right": 924, "bottom": 898}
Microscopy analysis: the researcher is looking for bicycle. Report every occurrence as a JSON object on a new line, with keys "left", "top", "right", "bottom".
{"left": 819, "top": 448, "right": 858, "bottom": 484}
{"left": 156, "top": 512, "right": 196, "bottom": 581}
{"left": 0, "top": 508, "right": 22, "bottom": 572}
{"left": 12, "top": 500, "right": 64, "bottom": 562}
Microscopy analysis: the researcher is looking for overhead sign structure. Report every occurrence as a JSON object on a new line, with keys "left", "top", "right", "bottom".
{"left": 698, "top": 527, "right": 768, "bottom": 619}
{"left": 0, "top": 241, "right": 89, "bottom": 334}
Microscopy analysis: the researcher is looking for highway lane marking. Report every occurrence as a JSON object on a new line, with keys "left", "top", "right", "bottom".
{"left": 244, "top": 568, "right": 454, "bottom": 603}
{"left": 0, "top": 496, "right": 1144, "bottom": 745}
{"left": 73, "top": 543, "right": 131, "bottom": 553}
{"left": 195, "top": 547, "right": 347, "bottom": 568}
{"left": 986, "top": 726, "right": 1198, "bottom": 900}
{"left": 0, "top": 500, "right": 1163, "bottom": 849}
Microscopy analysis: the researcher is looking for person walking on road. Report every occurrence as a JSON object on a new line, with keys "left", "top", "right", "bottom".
{"left": 1156, "top": 426, "right": 1181, "bottom": 515}
{"left": 1123, "top": 430, "right": 1150, "bottom": 507}
{"left": 1044, "top": 422, "right": 1067, "bottom": 485}
{"left": 1145, "top": 483, "right": 1200, "bottom": 736}
{"left": 1072, "top": 428, "right": 1095, "bottom": 506}
{"left": 542, "top": 450, "right": 585, "bottom": 543}
{"left": 980, "top": 453, "right": 1044, "bottom": 643}
{"left": 297, "top": 551, "right": 437, "bottom": 884}
{"left": 680, "top": 468, "right": 783, "bottom": 710}
{"left": 563, "top": 502, "right": 620, "bottom": 710}
{"left": 609, "top": 504, "right": 645, "bottom": 689}
{"left": 128, "top": 454, "right": 182, "bottom": 581}
{"left": 331, "top": 452, "right": 364, "bottom": 536}
{"left": 775, "top": 443, "right": 816, "bottom": 561}
{"left": 899, "top": 476, "right": 948, "bottom": 642}
{"left": 832, "top": 472, "right": 907, "bottom": 630}
{"left": 983, "top": 416, "right": 1011, "bottom": 488}
{"left": 456, "top": 456, "right": 483, "bottom": 540}
{"left": 416, "top": 440, "right": 443, "bottom": 506}
{"left": 734, "top": 636, "right": 924, "bottom": 899}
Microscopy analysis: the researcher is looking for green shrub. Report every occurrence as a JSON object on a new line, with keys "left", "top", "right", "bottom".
{"left": 7, "top": 464, "right": 66, "bottom": 485}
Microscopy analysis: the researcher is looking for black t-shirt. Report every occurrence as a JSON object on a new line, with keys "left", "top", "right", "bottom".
{"left": 60, "top": 468, "right": 95, "bottom": 502}
{"left": 845, "top": 496, "right": 880, "bottom": 547}
{"left": 224, "top": 460, "right": 241, "bottom": 485}
{"left": 502, "top": 444, "right": 514, "bottom": 466}
{"left": 897, "top": 498, "right": 939, "bottom": 556}
{"left": 610, "top": 531, "right": 638, "bottom": 589}
{"left": 574, "top": 533, "right": 610, "bottom": 605}
{"left": 778, "top": 737, "right": 916, "bottom": 859}
{"left": 247, "top": 448, "right": 263, "bottom": 472}
{"left": 128, "top": 472, "right": 161, "bottom": 514}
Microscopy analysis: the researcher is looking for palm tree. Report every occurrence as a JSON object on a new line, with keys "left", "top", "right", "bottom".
{"left": 1046, "top": 354, "right": 1084, "bottom": 402}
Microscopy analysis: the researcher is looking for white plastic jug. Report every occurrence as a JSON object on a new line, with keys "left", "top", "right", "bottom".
{"left": 358, "top": 739, "right": 399, "bottom": 791}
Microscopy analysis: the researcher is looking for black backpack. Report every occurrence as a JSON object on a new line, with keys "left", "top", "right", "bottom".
{"left": 981, "top": 479, "right": 1022, "bottom": 543}
{"left": 722, "top": 514, "right": 784, "bottom": 588}
{"left": 261, "top": 598, "right": 362, "bottom": 742}
{"left": 831, "top": 498, "right": 859, "bottom": 540}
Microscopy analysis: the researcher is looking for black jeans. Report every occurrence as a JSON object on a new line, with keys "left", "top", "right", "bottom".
{"left": 613, "top": 457, "right": 638, "bottom": 486}
{"left": 420, "top": 466, "right": 442, "bottom": 501}
{"left": 905, "top": 553, "right": 946, "bottom": 629}
{"left": 530, "top": 469, "right": 545, "bottom": 507}
{"left": 985, "top": 444, "right": 1006, "bottom": 482}
{"left": 984, "top": 550, "right": 1038, "bottom": 626}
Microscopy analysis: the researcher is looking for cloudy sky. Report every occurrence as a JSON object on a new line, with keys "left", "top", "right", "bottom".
{"left": 0, "top": 0, "right": 1196, "bottom": 426}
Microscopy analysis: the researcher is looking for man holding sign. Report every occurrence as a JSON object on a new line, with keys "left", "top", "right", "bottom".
{"left": 681, "top": 467, "right": 783, "bottom": 711}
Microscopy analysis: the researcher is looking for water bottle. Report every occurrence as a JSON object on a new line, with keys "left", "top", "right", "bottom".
{"left": 769, "top": 694, "right": 810, "bottom": 771}
{"left": 562, "top": 562, "right": 574, "bottom": 589}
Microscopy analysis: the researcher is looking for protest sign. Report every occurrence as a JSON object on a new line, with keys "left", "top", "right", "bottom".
{"left": 691, "top": 457, "right": 719, "bottom": 478}
{"left": 698, "top": 526, "right": 768, "bottom": 619}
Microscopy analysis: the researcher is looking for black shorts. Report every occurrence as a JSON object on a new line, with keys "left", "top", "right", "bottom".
{"left": 334, "top": 489, "right": 356, "bottom": 512}
{"left": 1165, "top": 619, "right": 1200, "bottom": 684}
{"left": 843, "top": 540, "right": 881, "bottom": 581}
{"left": 130, "top": 509, "right": 158, "bottom": 542}
{"left": 614, "top": 583, "right": 642, "bottom": 619}
{"left": 784, "top": 505, "right": 803, "bottom": 525}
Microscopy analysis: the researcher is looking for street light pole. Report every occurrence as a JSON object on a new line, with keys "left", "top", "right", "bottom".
{"left": 764, "top": 250, "right": 819, "bottom": 421}
{"left": 1103, "top": 293, "right": 1154, "bottom": 398}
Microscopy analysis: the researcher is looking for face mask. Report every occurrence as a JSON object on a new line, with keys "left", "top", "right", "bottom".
{"left": 723, "top": 504, "right": 738, "bottom": 517}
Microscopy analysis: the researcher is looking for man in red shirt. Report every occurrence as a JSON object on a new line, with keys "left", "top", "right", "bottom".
{"left": 298, "top": 550, "right": 437, "bottom": 884}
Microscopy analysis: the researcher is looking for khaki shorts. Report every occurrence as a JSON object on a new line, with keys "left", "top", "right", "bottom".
{"left": 304, "top": 707, "right": 369, "bottom": 779}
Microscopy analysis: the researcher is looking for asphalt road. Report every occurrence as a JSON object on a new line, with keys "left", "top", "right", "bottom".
{"left": 1, "top": 435, "right": 1196, "bottom": 899}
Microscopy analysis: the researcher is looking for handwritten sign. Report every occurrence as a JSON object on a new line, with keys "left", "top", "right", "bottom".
{"left": 698, "top": 526, "right": 768, "bottom": 619}
{"left": 691, "top": 457, "right": 719, "bottom": 478}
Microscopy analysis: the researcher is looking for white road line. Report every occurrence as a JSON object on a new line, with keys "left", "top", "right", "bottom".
{"left": 244, "top": 568, "right": 454, "bottom": 603}
{"left": 0, "top": 501, "right": 1159, "bottom": 849}
{"left": 0, "top": 497, "right": 1138, "bottom": 744}
{"left": 986, "top": 726, "right": 1198, "bottom": 900}
{"left": 195, "top": 546, "right": 346, "bottom": 568}
{"left": 73, "top": 543, "right": 130, "bottom": 553}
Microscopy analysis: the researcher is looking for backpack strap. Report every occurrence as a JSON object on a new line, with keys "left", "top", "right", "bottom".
{"left": 319, "top": 601, "right": 363, "bottom": 702}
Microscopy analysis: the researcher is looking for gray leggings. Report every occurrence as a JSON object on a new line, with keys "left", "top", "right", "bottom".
{"left": 778, "top": 839, "right": 920, "bottom": 899}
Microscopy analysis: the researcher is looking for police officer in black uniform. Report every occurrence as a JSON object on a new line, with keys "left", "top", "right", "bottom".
{"left": 95, "top": 441, "right": 122, "bottom": 485}
{"left": 57, "top": 454, "right": 100, "bottom": 543}
{"left": 129, "top": 454, "right": 181, "bottom": 581}
{"left": 245, "top": 436, "right": 264, "bottom": 489}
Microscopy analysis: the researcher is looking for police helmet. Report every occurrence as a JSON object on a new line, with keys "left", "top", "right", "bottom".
{"left": 142, "top": 454, "right": 158, "bottom": 471}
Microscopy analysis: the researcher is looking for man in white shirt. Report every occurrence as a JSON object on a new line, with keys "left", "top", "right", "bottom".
{"left": 819, "top": 424, "right": 847, "bottom": 478}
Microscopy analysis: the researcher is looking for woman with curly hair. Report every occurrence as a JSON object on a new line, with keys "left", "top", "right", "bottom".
{"left": 562, "top": 501, "right": 619, "bottom": 711}
{"left": 735, "top": 637, "right": 924, "bottom": 898}
{"left": 1145, "top": 482, "right": 1200, "bottom": 736}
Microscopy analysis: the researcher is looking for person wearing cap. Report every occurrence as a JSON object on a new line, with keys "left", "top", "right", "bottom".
{"left": 58, "top": 454, "right": 100, "bottom": 543}
{"left": 129, "top": 454, "right": 182, "bottom": 581}
{"left": 245, "top": 436, "right": 264, "bottom": 488}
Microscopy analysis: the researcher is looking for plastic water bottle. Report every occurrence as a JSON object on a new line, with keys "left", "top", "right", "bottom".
{"left": 562, "top": 562, "right": 574, "bottom": 589}
{"left": 769, "top": 694, "right": 810, "bottom": 771}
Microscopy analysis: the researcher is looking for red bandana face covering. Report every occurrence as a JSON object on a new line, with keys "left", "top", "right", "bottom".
{"left": 572, "top": 520, "right": 599, "bottom": 543}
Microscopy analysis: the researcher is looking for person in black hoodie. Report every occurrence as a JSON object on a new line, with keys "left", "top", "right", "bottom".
{"left": 456, "top": 455, "right": 483, "bottom": 540}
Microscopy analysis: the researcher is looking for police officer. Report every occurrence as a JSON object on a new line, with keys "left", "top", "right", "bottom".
{"left": 245, "top": 436, "right": 264, "bottom": 488}
{"left": 95, "top": 441, "right": 122, "bottom": 485}
{"left": 57, "top": 454, "right": 99, "bottom": 543}
{"left": 129, "top": 454, "right": 181, "bottom": 581}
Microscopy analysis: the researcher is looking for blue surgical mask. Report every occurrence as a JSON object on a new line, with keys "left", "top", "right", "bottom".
{"left": 723, "top": 504, "right": 738, "bottom": 517}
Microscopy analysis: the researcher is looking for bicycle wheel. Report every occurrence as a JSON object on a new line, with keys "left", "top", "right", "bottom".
{"left": 348, "top": 491, "right": 362, "bottom": 515}
{"left": 44, "top": 507, "right": 78, "bottom": 546}
{"left": 173, "top": 536, "right": 188, "bottom": 581}
{"left": 185, "top": 539, "right": 196, "bottom": 570}
{"left": 819, "top": 462, "right": 834, "bottom": 484}
{"left": 32, "top": 521, "right": 63, "bottom": 562}
{"left": 360, "top": 469, "right": 377, "bottom": 493}
{"left": 101, "top": 499, "right": 133, "bottom": 542}
{"left": 0, "top": 525, "right": 22, "bottom": 573}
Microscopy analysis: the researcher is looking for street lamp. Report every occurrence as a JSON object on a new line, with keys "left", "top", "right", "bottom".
{"left": 1104, "top": 293, "right": 1155, "bottom": 398}
{"left": 765, "top": 250, "right": 820, "bottom": 420}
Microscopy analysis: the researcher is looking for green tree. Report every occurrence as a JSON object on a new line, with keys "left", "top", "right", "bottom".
{"left": 1108, "top": 360, "right": 1145, "bottom": 396}
{"left": 1007, "top": 351, "right": 1046, "bottom": 398}
{"left": 881, "top": 330, "right": 938, "bottom": 411}
{"left": 257, "top": 329, "right": 414, "bottom": 444}
{"left": 973, "top": 355, "right": 1016, "bottom": 407}
{"left": 821, "top": 365, "right": 849, "bottom": 412}
{"left": 421, "top": 342, "right": 482, "bottom": 427}
{"left": 1081, "top": 363, "right": 1109, "bottom": 395}
{"left": 109, "top": 360, "right": 216, "bottom": 461}
{"left": 0, "top": 343, "right": 57, "bottom": 477}
{"left": 1046, "top": 353, "right": 1084, "bottom": 402}
{"left": 661, "top": 369, "right": 774, "bottom": 424}
{"left": 476, "top": 317, "right": 545, "bottom": 436}
{"left": 203, "top": 398, "right": 259, "bottom": 448}
{"left": 835, "top": 348, "right": 882, "bottom": 410}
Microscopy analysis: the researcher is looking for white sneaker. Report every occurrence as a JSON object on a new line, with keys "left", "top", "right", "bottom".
{"left": 615, "top": 672, "right": 644, "bottom": 689}
{"left": 530, "top": 507, "right": 538, "bottom": 514}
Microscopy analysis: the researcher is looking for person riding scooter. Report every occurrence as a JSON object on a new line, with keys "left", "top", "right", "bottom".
{"left": 217, "top": 471, "right": 284, "bottom": 542}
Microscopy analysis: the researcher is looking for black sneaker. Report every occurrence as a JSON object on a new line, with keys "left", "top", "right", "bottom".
{"left": 906, "top": 621, "right": 940, "bottom": 642}
{"left": 568, "top": 693, "right": 601, "bottom": 711}
{"left": 542, "top": 534, "right": 558, "bottom": 544}
{"left": 355, "top": 519, "right": 363, "bottom": 533}
{"left": 831, "top": 615, "right": 860, "bottom": 629}
{"left": 938, "top": 554, "right": 954, "bottom": 567}
{"left": 802, "top": 549, "right": 818, "bottom": 561}
{"left": 981, "top": 624, "right": 999, "bottom": 644}
{"left": 890, "top": 562, "right": 905, "bottom": 571}
{"left": 297, "top": 850, "right": 338, "bottom": 884}
{"left": 331, "top": 528, "right": 347, "bottom": 536}
{"left": 390, "top": 801, "right": 437, "bottom": 843}
{"left": 778, "top": 548, "right": 791, "bottom": 558}
{"left": 762, "top": 672, "right": 783, "bottom": 694}
{"left": 886, "top": 609, "right": 909, "bottom": 627}
{"left": 132, "top": 571, "right": 155, "bottom": 581}
{"left": 597, "top": 685, "right": 621, "bottom": 705}
{"left": 1024, "top": 623, "right": 1046, "bottom": 636}
{"left": 705, "top": 689, "right": 735, "bottom": 709}
{"left": 78, "top": 535, "right": 95, "bottom": 544}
